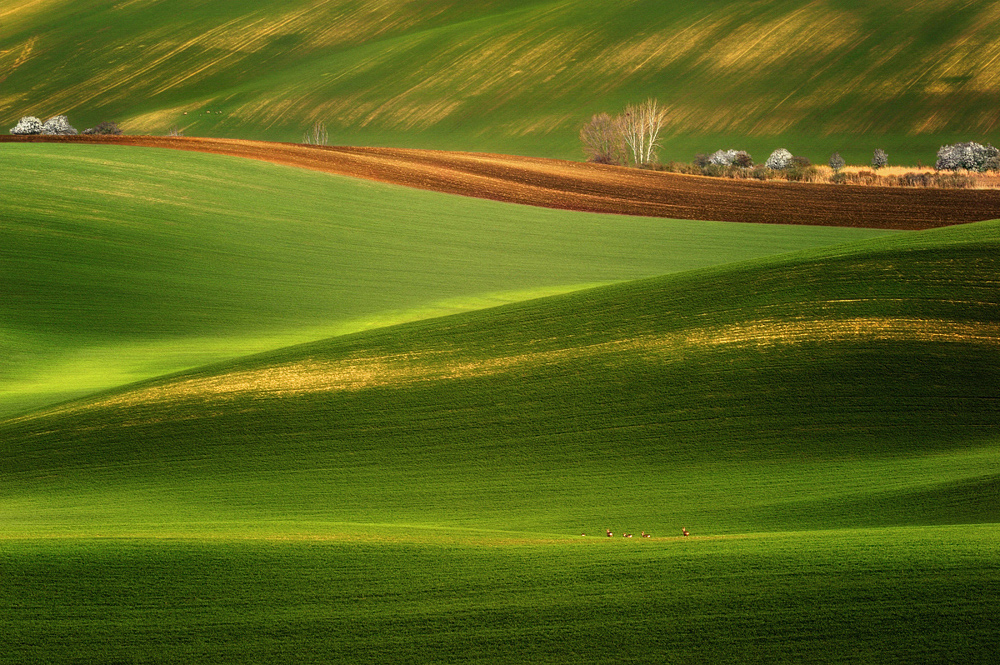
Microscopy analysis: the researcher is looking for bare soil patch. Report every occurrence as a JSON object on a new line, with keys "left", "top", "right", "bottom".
{"left": 5, "top": 135, "right": 1000, "bottom": 230}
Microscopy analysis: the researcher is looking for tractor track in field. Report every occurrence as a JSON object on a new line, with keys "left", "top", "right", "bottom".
{"left": 5, "top": 135, "right": 1000, "bottom": 230}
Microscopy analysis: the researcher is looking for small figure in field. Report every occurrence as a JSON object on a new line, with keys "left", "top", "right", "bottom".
{"left": 641, "top": 531, "right": 651, "bottom": 538}
{"left": 581, "top": 533, "right": 586, "bottom": 537}
{"left": 682, "top": 528, "right": 689, "bottom": 537}
{"left": 606, "top": 529, "right": 613, "bottom": 538}
{"left": 623, "top": 533, "right": 633, "bottom": 538}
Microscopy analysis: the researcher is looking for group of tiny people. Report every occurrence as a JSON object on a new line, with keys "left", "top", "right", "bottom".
{"left": 580, "top": 528, "right": 690, "bottom": 538}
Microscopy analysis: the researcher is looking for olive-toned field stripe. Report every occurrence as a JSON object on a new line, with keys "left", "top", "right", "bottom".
{"left": 5, "top": 135, "right": 1000, "bottom": 229}
{"left": 21, "top": 316, "right": 997, "bottom": 420}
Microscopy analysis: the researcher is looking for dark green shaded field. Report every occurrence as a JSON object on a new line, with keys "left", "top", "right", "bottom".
{"left": 3, "top": 528, "right": 999, "bottom": 664}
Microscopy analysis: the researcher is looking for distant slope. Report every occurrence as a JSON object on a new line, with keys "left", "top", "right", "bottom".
{"left": 4, "top": 220, "right": 997, "bottom": 537}
{"left": 9, "top": 135, "right": 1000, "bottom": 229}
{"left": 3, "top": 0, "right": 1000, "bottom": 161}
{"left": 1, "top": 142, "right": 883, "bottom": 416}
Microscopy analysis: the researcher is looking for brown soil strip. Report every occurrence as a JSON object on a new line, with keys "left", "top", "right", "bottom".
{"left": 5, "top": 135, "right": 1000, "bottom": 230}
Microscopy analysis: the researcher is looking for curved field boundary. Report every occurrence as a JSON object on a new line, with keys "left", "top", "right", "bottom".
{"left": 5, "top": 135, "right": 1000, "bottom": 230}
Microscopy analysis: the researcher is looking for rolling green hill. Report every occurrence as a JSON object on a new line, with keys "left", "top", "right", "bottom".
{"left": 4, "top": 218, "right": 997, "bottom": 537}
{"left": 2, "top": 219, "right": 998, "bottom": 663}
{"left": 3, "top": 0, "right": 999, "bottom": 162}
{"left": 0, "top": 142, "right": 889, "bottom": 416}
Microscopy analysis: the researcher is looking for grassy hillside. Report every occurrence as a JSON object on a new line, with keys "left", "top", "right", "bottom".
{"left": 0, "top": 142, "right": 889, "bottom": 416}
{"left": 3, "top": 0, "right": 1000, "bottom": 162}
{"left": 2, "top": 220, "right": 998, "bottom": 662}
{"left": 4, "top": 219, "right": 997, "bottom": 536}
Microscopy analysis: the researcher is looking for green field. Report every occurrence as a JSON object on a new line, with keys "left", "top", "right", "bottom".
{"left": 3, "top": 204, "right": 998, "bottom": 661}
{"left": 0, "top": 142, "right": 889, "bottom": 416}
{"left": 3, "top": 0, "right": 1000, "bottom": 163}
{"left": 3, "top": 528, "right": 998, "bottom": 663}
{"left": 4, "top": 1, "right": 1000, "bottom": 655}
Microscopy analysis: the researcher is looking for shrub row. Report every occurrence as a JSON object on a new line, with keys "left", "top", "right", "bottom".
{"left": 8, "top": 115, "right": 122, "bottom": 136}
{"left": 831, "top": 170, "right": 976, "bottom": 188}
{"left": 653, "top": 142, "right": 999, "bottom": 187}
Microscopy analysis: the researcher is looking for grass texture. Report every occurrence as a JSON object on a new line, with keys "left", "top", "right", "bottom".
{"left": 2, "top": 219, "right": 998, "bottom": 661}
{"left": 2, "top": 528, "right": 999, "bottom": 664}
{"left": 3, "top": 0, "right": 1000, "bottom": 162}
{"left": 0, "top": 142, "right": 889, "bottom": 415}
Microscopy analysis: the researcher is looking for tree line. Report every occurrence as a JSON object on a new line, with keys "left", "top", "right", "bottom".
{"left": 580, "top": 102, "right": 999, "bottom": 178}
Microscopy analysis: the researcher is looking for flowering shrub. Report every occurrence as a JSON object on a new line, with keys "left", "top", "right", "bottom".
{"left": 709, "top": 149, "right": 738, "bottom": 166}
{"left": 40, "top": 115, "right": 77, "bottom": 135}
{"left": 709, "top": 149, "right": 752, "bottom": 167}
{"left": 10, "top": 116, "right": 42, "bottom": 134}
{"left": 765, "top": 148, "right": 793, "bottom": 169}
{"left": 935, "top": 142, "right": 999, "bottom": 171}
{"left": 829, "top": 152, "right": 845, "bottom": 172}
{"left": 872, "top": 149, "right": 888, "bottom": 169}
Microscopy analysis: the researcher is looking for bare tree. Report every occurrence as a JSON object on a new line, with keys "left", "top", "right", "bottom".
{"left": 580, "top": 112, "right": 626, "bottom": 165}
{"left": 303, "top": 121, "right": 328, "bottom": 146}
{"left": 619, "top": 98, "right": 667, "bottom": 166}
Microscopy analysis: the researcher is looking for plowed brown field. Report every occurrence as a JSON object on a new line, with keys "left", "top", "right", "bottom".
{"left": 6, "top": 135, "right": 1000, "bottom": 230}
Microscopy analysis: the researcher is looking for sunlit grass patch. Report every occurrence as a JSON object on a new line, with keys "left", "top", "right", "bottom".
{"left": 1, "top": 143, "right": 891, "bottom": 415}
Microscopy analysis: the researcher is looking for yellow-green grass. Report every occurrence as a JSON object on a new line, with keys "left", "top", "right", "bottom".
{"left": 0, "top": 142, "right": 891, "bottom": 416}
{"left": 3, "top": 1, "right": 1000, "bottom": 163}
{"left": 2, "top": 220, "right": 999, "bottom": 662}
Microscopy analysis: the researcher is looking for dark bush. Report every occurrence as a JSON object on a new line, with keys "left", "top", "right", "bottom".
{"left": 785, "top": 164, "right": 821, "bottom": 182}
{"left": 732, "top": 151, "right": 754, "bottom": 168}
{"left": 693, "top": 153, "right": 711, "bottom": 169}
{"left": 83, "top": 121, "right": 123, "bottom": 136}
{"left": 656, "top": 161, "right": 702, "bottom": 175}
{"left": 579, "top": 113, "right": 626, "bottom": 165}
{"left": 899, "top": 172, "right": 932, "bottom": 187}
{"left": 852, "top": 170, "right": 880, "bottom": 185}
{"left": 933, "top": 172, "right": 974, "bottom": 188}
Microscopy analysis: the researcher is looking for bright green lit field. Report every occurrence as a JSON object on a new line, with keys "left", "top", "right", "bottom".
{"left": 0, "top": 143, "right": 890, "bottom": 416}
